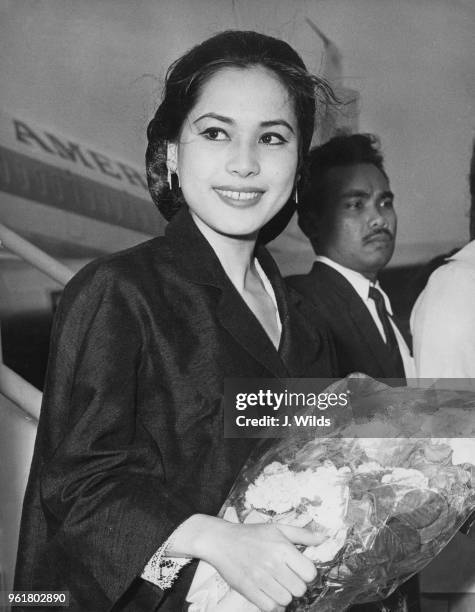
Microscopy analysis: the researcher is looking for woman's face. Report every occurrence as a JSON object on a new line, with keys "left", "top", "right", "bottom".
{"left": 169, "top": 65, "right": 299, "bottom": 239}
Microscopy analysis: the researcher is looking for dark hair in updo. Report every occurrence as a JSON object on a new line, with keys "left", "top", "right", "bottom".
{"left": 146, "top": 30, "right": 334, "bottom": 222}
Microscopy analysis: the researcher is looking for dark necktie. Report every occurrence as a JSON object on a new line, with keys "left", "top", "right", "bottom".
{"left": 368, "top": 286, "right": 405, "bottom": 379}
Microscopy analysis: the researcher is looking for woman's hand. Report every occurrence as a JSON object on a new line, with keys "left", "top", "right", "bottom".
{"left": 173, "top": 514, "right": 322, "bottom": 612}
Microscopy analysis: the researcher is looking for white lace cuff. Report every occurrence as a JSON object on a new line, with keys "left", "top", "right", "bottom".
{"left": 141, "top": 532, "right": 191, "bottom": 589}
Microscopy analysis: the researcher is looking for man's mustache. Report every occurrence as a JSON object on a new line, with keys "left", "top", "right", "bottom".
{"left": 363, "top": 228, "right": 394, "bottom": 242}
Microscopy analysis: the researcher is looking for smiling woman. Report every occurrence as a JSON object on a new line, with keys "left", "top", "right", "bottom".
{"left": 172, "top": 66, "right": 299, "bottom": 241}
{"left": 14, "top": 30, "right": 337, "bottom": 612}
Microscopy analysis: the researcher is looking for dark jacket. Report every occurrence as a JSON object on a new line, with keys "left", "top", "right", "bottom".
{"left": 288, "top": 262, "right": 419, "bottom": 612}
{"left": 287, "top": 262, "right": 407, "bottom": 380}
{"left": 15, "top": 209, "right": 337, "bottom": 611}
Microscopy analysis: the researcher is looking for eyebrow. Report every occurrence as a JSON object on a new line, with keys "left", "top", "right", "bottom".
{"left": 341, "top": 189, "right": 394, "bottom": 200}
{"left": 193, "top": 112, "right": 295, "bottom": 133}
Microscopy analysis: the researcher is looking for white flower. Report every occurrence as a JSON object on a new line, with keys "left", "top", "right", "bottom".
{"left": 297, "top": 465, "right": 350, "bottom": 532}
{"left": 356, "top": 461, "right": 385, "bottom": 474}
{"left": 244, "top": 463, "right": 298, "bottom": 514}
{"left": 244, "top": 461, "right": 350, "bottom": 533}
{"left": 449, "top": 438, "right": 475, "bottom": 465}
{"left": 381, "top": 468, "right": 428, "bottom": 488}
{"left": 356, "top": 437, "right": 416, "bottom": 466}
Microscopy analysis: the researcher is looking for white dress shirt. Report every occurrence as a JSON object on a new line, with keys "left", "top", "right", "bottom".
{"left": 315, "top": 256, "right": 415, "bottom": 378}
{"left": 410, "top": 240, "right": 475, "bottom": 381}
{"left": 255, "top": 258, "right": 282, "bottom": 337}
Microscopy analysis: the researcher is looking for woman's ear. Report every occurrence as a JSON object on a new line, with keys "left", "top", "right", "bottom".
{"left": 166, "top": 142, "right": 178, "bottom": 173}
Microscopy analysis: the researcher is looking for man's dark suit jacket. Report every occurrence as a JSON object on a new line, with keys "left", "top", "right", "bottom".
{"left": 14, "top": 209, "right": 337, "bottom": 612}
{"left": 288, "top": 262, "right": 419, "bottom": 612}
{"left": 287, "top": 262, "right": 407, "bottom": 380}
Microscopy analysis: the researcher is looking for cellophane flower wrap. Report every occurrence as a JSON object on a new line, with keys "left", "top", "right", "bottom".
{"left": 186, "top": 376, "right": 475, "bottom": 611}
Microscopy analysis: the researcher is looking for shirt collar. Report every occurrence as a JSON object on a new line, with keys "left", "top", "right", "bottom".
{"left": 449, "top": 239, "right": 475, "bottom": 264}
{"left": 314, "top": 255, "right": 393, "bottom": 315}
{"left": 165, "top": 206, "right": 290, "bottom": 319}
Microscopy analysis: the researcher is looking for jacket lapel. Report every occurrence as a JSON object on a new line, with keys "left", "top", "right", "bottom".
{"left": 216, "top": 283, "right": 289, "bottom": 378}
{"left": 255, "top": 246, "right": 324, "bottom": 378}
{"left": 166, "top": 209, "right": 289, "bottom": 378}
{"left": 312, "top": 263, "right": 396, "bottom": 378}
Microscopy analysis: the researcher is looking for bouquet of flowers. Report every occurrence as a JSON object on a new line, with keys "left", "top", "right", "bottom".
{"left": 187, "top": 376, "right": 475, "bottom": 611}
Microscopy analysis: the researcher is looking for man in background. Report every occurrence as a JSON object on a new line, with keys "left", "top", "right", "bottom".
{"left": 287, "top": 133, "right": 418, "bottom": 612}
{"left": 288, "top": 133, "right": 414, "bottom": 382}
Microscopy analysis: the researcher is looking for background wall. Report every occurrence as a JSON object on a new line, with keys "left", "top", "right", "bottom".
{"left": 1, "top": 0, "right": 473, "bottom": 271}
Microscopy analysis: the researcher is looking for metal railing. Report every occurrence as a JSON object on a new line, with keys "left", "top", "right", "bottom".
{"left": 0, "top": 222, "right": 74, "bottom": 419}
{"left": 0, "top": 222, "right": 73, "bottom": 286}
{"left": 0, "top": 362, "right": 42, "bottom": 420}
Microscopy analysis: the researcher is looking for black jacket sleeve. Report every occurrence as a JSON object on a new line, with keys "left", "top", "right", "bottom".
{"left": 31, "top": 264, "right": 193, "bottom": 610}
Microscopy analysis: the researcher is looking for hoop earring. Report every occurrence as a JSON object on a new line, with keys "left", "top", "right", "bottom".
{"left": 294, "top": 186, "right": 299, "bottom": 205}
{"left": 167, "top": 166, "right": 180, "bottom": 190}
